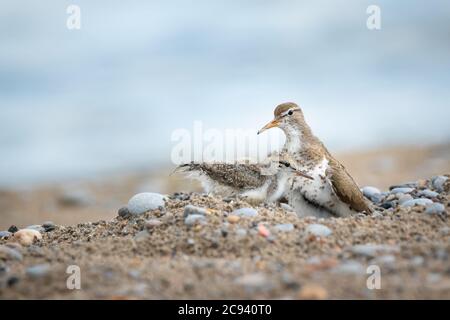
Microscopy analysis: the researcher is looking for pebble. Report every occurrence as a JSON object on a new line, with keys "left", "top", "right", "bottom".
{"left": 400, "top": 198, "right": 433, "bottom": 208}
{"left": 332, "top": 260, "right": 365, "bottom": 274}
{"left": 133, "top": 230, "right": 150, "bottom": 242}
{"left": 362, "top": 186, "right": 381, "bottom": 202}
{"left": 145, "top": 219, "right": 162, "bottom": 229}
{"left": 127, "top": 192, "right": 165, "bottom": 215}
{"left": 184, "top": 214, "right": 206, "bottom": 226}
{"left": 424, "top": 203, "right": 446, "bottom": 215}
{"left": 235, "top": 228, "right": 247, "bottom": 237}
{"left": 418, "top": 189, "right": 439, "bottom": 199}
{"left": 298, "top": 284, "right": 328, "bottom": 300}
{"left": 258, "top": 224, "right": 271, "bottom": 238}
{"left": 389, "top": 182, "right": 417, "bottom": 190}
{"left": 0, "top": 231, "right": 12, "bottom": 239}
{"left": 306, "top": 224, "right": 332, "bottom": 237}
{"left": 184, "top": 205, "right": 209, "bottom": 217}
{"left": 398, "top": 194, "right": 413, "bottom": 205}
{"left": 227, "top": 215, "right": 240, "bottom": 223}
{"left": 379, "top": 201, "right": 395, "bottom": 209}
{"left": 390, "top": 187, "right": 414, "bottom": 194}
{"left": 0, "top": 245, "right": 23, "bottom": 261}
{"left": 274, "top": 223, "right": 295, "bottom": 232}
{"left": 42, "top": 221, "right": 56, "bottom": 232}
{"left": 432, "top": 176, "right": 448, "bottom": 193}
{"left": 13, "top": 229, "right": 42, "bottom": 246}
{"left": 280, "top": 203, "right": 294, "bottom": 211}
{"left": 26, "top": 264, "right": 50, "bottom": 278}
{"left": 234, "top": 273, "right": 273, "bottom": 292}
{"left": 232, "top": 207, "right": 258, "bottom": 217}
{"left": 8, "top": 225, "right": 18, "bottom": 233}
{"left": 350, "top": 244, "right": 399, "bottom": 257}
{"left": 118, "top": 207, "right": 131, "bottom": 218}
{"left": 374, "top": 255, "right": 396, "bottom": 267}
{"left": 26, "top": 225, "right": 46, "bottom": 233}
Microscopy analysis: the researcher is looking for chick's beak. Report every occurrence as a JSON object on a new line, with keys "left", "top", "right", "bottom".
{"left": 257, "top": 119, "right": 280, "bottom": 135}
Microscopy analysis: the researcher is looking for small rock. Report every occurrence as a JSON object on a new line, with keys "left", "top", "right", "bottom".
{"left": 400, "top": 198, "right": 433, "bottom": 208}
{"left": 232, "top": 207, "right": 258, "bottom": 218}
{"left": 0, "top": 231, "right": 12, "bottom": 239}
{"left": 350, "top": 244, "right": 399, "bottom": 257}
{"left": 183, "top": 205, "right": 209, "bottom": 217}
{"left": 42, "top": 221, "right": 56, "bottom": 232}
{"left": 306, "top": 224, "right": 332, "bottom": 237}
{"left": 173, "top": 192, "right": 190, "bottom": 201}
{"left": 118, "top": 207, "right": 131, "bottom": 218}
{"left": 398, "top": 194, "right": 413, "bottom": 205}
{"left": 0, "top": 246, "right": 23, "bottom": 261}
{"left": 425, "top": 203, "right": 446, "bottom": 215}
{"left": 389, "top": 182, "right": 417, "bottom": 190}
{"left": 145, "top": 219, "right": 162, "bottom": 229}
{"left": 13, "top": 229, "right": 42, "bottom": 247}
{"left": 26, "top": 264, "right": 50, "bottom": 279}
{"left": 8, "top": 225, "right": 18, "bottom": 233}
{"left": 362, "top": 186, "right": 381, "bottom": 202}
{"left": 418, "top": 189, "right": 439, "bottom": 199}
{"left": 234, "top": 273, "right": 272, "bottom": 292}
{"left": 379, "top": 201, "right": 395, "bottom": 209}
{"left": 432, "top": 176, "right": 448, "bottom": 193}
{"left": 184, "top": 214, "right": 206, "bottom": 226}
{"left": 227, "top": 215, "right": 240, "bottom": 223}
{"left": 280, "top": 203, "right": 294, "bottom": 211}
{"left": 390, "top": 187, "right": 414, "bottom": 194}
{"left": 235, "top": 228, "right": 247, "bottom": 237}
{"left": 25, "top": 225, "right": 46, "bottom": 233}
{"left": 258, "top": 224, "right": 270, "bottom": 238}
{"left": 274, "top": 223, "right": 295, "bottom": 232}
{"left": 127, "top": 192, "right": 165, "bottom": 215}
{"left": 133, "top": 230, "right": 150, "bottom": 242}
{"left": 370, "top": 193, "right": 385, "bottom": 204}
{"left": 298, "top": 284, "right": 328, "bottom": 300}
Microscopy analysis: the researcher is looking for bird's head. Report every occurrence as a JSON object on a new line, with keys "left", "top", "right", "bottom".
{"left": 257, "top": 102, "right": 305, "bottom": 135}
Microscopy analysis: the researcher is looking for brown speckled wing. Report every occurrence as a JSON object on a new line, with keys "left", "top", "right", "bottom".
{"left": 327, "top": 159, "right": 373, "bottom": 213}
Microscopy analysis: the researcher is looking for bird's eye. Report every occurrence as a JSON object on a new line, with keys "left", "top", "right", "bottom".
{"left": 288, "top": 110, "right": 293, "bottom": 116}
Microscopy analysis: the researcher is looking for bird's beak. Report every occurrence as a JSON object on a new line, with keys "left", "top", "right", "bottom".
{"left": 257, "top": 119, "right": 280, "bottom": 135}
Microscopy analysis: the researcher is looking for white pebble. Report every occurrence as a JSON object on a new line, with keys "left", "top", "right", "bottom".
{"left": 184, "top": 214, "right": 206, "bottom": 226}
{"left": 306, "top": 224, "right": 332, "bottom": 237}
{"left": 232, "top": 208, "right": 258, "bottom": 217}
{"left": 425, "top": 203, "right": 445, "bottom": 215}
{"left": 127, "top": 192, "right": 165, "bottom": 215}
{"left": 400, "top": 198, "right": 433, "bottom": 208}
{"left": 13, "top": 229, "right": 42, "bottom": 247}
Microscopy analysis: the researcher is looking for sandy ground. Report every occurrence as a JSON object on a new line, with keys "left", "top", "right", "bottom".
{"left": 0, "top": 144, "right": 449, "bottom": 299}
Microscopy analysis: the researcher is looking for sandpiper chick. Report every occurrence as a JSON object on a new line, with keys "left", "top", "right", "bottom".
{"left": 258, "top": 102, "right": 372, "bottom": 217}
{"left": 176, "top": 157, "right": 313, "bottom": 205}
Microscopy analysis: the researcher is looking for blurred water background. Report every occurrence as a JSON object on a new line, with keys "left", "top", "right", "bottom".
{"left": 1, "top": 0, "right": 449, "bottom": 187}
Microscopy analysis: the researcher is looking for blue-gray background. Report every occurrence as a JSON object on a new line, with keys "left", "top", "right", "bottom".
{"left": 1, "top": 0, "right": 449, "bottom": 186}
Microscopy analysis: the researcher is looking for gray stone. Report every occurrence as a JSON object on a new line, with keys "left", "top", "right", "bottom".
{"left": 42, "top": 221, "right": 56, "bottom": 232}
{"left": 432, "top": 176, "right": 448, "bottom": 193}
{"left": 0, "top": 231, "right": 12, "bottom": 239}
{"left": 350, "top": 244, "right": 399, "bottom": 257}
{"left": 390, "top": 187, "right": 414, "bottom": 194}
{"left": 370, "top": 193, "right": 385, "bottom": 204}
{"left": 398, "top": 194, "right": 413, "bottom": 205}
{"left": 425, "top": 203, "right": 446, "bottom": 215}
{"left": 118, "top": 207, "right": 131, "bottom": 218}
{"left": 232, "top": 208, "right": 258, "bottom": 218}
{"left": 26, "top": 264, "right": 50, "bottom": 278}
{"left": 389, "top": 182, "right": 417, "bottom": 190}
{"left": 418, "top": 189, "right": 439, "bottom": 199}
{"left": 183, "top": 205, "right": 208, "bottom": 217}
{"left": 400, "top": 198, "right": 433, "bottom": 208}
{"left": 26, "top": 225, "right": 46, "bottom": 233}
{"left": 127, "top": 192, "right": 165, "bottom": 215}
{"left": 362, "top": 186, "right": 381, "bottom": 200}
{"left": 274, "top": 223, "right": 295, "bottom": 232}
{"left": 184, "top": 214, "right": 206, "bottom": 226}
{"left": 0, "top": 246, "right": 23, "bottom": 261}
{"left": 306, "top": 224, "right": 332, "bottom": 237}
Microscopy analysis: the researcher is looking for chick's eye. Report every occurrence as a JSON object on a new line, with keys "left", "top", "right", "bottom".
{"left": 288, "top": 110, "right": 293, "bottom": 115}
